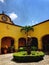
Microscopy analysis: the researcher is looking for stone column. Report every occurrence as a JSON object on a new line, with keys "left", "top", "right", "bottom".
{"left": 38, "top": 39, "right": 43, "bottom": 51}
{"left": 14, "top": 40, "right": 18, "bottom": 52}
{"left": 0, "top": 40, "right": 1, "bottom": 54}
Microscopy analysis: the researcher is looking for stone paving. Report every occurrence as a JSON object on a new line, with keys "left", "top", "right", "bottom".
{"left": 0, "top": 53, "right": 49, "bottom": 65}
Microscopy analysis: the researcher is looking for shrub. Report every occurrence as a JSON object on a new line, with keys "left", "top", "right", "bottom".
{"left": 13, "top": 51, "right": 45, "bottom": 62}
{"left": 19, "top": 47, "right": 26, "bottom": 51}
{"left": 31, "top": 46, "right": 37, "bottom": 51}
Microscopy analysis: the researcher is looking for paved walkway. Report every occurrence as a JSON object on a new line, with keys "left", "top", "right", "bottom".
{"left": 0, "top": 53, "right": 49, "bottom": 65}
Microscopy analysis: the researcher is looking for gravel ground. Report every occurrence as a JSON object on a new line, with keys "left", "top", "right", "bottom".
{"left": 0, "top": 53, "right": 49, "bottom": 65}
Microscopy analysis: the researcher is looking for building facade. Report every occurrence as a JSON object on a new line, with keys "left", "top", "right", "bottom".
{"left": 0, "top": 13, "right": 49, "bottom": 54}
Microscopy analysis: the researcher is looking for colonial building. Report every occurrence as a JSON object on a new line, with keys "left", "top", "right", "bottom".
{"left": 0, "top": 13, "right": 49, "bottom": 54}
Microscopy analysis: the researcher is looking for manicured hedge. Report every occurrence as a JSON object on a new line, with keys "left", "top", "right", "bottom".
{"left": 18, "top": 47, "right": 26, "bottom": 51}
{"left": 13, "top": 51, "right": 45, "bottom": 62}
{"left": 19, "top": 46, "right": 37, "bottom": 51}
{"left": 31, "top": 46, "right": 37, "bottom": 51}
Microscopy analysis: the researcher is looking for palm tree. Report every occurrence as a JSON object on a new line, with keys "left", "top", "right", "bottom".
{"left": 20, "top": 26, "right": 34, "bottom": 54}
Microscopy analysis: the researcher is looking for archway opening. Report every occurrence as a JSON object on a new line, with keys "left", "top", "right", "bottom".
{"left": 42, "top": 35, "right": 49, "bottom": 52}
{"left": 31, "top": 37, "right": 38, "bottom": 50}
{"left": 1, "top": 37, "right": 15, "bottom": 54}
{"left": 18, "top": 38, "right": 26, "bottom": 48}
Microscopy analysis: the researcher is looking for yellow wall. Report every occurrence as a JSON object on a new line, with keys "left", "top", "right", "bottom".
{"left": 0, "top": 14, "right": 49, "bottom": 54}
{"left": 29, "top": 21, "right": 49, "bottom": 50}
{"left": 0, "top": 20, "right": 49, "bottom": 52}
{"left": 0, "top": 22, "right": 25, "bottom": 52}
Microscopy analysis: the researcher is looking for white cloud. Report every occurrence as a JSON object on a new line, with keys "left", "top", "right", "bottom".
{"left": 26, "top": 20, "right": 39, "bottom": 26}
{"left": 9, "top": 12, "right": 18, "bottom": 20}
{"left": 32, "top": 20, "right": 38, "bottom": 25}
{"left": 0, "top": 0, "right": 4, "bottom": 3}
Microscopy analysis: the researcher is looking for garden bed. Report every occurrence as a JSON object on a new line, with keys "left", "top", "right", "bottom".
{"left": 13, "top": 51, "right": 45, "bottom": 62}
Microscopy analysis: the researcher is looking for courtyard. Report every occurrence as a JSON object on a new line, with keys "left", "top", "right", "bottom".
{"left": 0, "top": 53, "right": 49, "bottom": 65}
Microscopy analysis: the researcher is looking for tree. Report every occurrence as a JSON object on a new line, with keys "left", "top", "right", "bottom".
{"left": 20, "top": 26, "right": 34, "bottom": 54}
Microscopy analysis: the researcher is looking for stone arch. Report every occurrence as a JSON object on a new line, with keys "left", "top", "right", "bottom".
{"left": 18, "top": 38, "right": 26, "bottom": 48}
{"left": 1, "top": 37, "right": 15, "bottom": 54}
{"left": 31, "top": 37, "right": 38, "bottom": 49}
{"left": 42, "top": 34, "right": 49, "bottom": 51}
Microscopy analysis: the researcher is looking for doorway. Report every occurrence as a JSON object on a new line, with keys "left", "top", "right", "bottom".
{"left": 1, "top": 37, "right": 14, "bottom": 54}
{"left": 18, "top": 38, "right": 26, "bottom": 48}
{"left": 42, "top": 35, "right": 49, "bottom": 52}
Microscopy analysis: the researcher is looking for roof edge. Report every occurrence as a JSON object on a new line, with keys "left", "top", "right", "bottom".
{"left": 0, "top": 21, "right": 22, "bottom": 27}
{"left": 32, "top": 19, "right": 49, "bottom": 27}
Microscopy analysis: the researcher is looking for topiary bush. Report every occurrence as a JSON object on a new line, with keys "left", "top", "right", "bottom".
{"left": 31, "top": 46, "right": 37, "bottom": 51}
{"left": 18, "top": 47, "right": 26, "bottom": 51}
{"left": 13, "top": 51, "right": 45, "bottom": 62}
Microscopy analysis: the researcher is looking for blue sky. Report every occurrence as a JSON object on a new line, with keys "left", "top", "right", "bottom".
{"left": 0, "top": 0, "right": 49, "bottom": 26}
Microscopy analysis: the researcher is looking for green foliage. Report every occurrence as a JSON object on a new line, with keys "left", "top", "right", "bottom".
{"left": 13, "top": 51, "right": 44, "bottom": 56}
{"left": 19, "top": 47, "right": 26, "bottom": 51}
{"left": 21, "top": 26, "right": 34, "bottom": 34}
{"left": 13, "top": 51, "right": 45, "bottom": 62}
{"left": 31, "top": 46, "right": 37, "bottom": 51}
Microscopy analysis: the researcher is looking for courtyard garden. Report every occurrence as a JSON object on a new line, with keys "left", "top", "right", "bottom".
{"left": 13, "top": 26, "right": 45, "bottom": 62}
